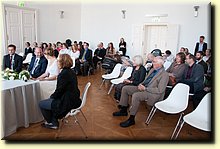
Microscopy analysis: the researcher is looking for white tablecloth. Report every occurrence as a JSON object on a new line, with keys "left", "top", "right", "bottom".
{"left": 39, "top": 80, "right": 57, "bottom": 99}
{"left": 1, "top": 80, "right": 43, "bottom": 138}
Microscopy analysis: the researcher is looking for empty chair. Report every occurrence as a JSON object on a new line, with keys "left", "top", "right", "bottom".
{"left": 61, "top": 82, "right": 91, "bottom": 138}
{"left": 171, "top": 93, "right": 211, "bottom": 140}
{"left": 164, "top": 61, "right": 172, "bottom": 71}
{"left": 100, "top": 63, "right": 122, "bottom": 88}
{"left": 23, "top": 53, "right": 33, "bottom": 64}
{"left": 145, "top": 83, "right": 190, "bottom": 138}
{"left": 18, "top": 52, "right": 24, "bottom": 57}
{"left": 71, "top": 56, "right": 75, "bottom": 69}
{"left": 107, "top": 66, "right": 133, "bottom": 95}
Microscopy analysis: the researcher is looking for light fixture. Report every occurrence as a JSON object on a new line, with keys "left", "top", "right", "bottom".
{"left": 121, "top": 10, "right": 126, "bottom": 19}
{"left": 194, "top": 6, "right": 199, "bottom": 17}
{"left": 60, "top": 10, "right": 64, "bottom": 19}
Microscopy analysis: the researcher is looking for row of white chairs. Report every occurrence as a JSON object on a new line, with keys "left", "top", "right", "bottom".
{"left": 100, "top": 63, "right": 133, "bottom": 94}
{"left": 145, "top": 83, "right": 211, "bottom": 140}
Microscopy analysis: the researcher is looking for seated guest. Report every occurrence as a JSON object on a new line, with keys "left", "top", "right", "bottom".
{"left": 144, "top": 53, "right": 155, "bottom": 73}
{"left": 39, "top": 54, "right": 81, "bottom": 129}
{"left": 179, "top": 47, "right": 186, "bottom": 53}
{"left": 77, "top": 44, "right": 83, "bottom": 51}
{"left": 70, "top": 44, "right": 80, "bottom": 60}
{"left": 59, "top": 43, "right": 71, "bottom": 55}
{"left": 2, "top": 44, "right": 23, "bottom": 73}
{"left": 23, "top": 42, "right": 33, "bottom": 60}
{"left": 113, "top": 56, "right": 169, "bottom": 127}
{"left": 194, "top": 35, "right": 207, "bottom": 55}
{"left": 32, "top": 42, "right": 38, "bottom": 56}
{"left": 41, "top": 43, "right": 48, "bottom": 52}
{"left": 52, "top": 43, "right": 59, "bottom": 58}
{"left": 114, "top": 55, "right": 146, "bottom": 102}
{"left": 37, "top": 48, "right": 59, "bottom": 81}
{"left": 196, "top": 51, "right": 208, "bottom": 74}
{"left": 28, "top": 47, "right": 48, "bottom": 79}
{"left": 203, "top": 49, "right": 211, "bottom": 62}
{"left": 166, "top": 52, "right": 187, "bottom": 86}
{"left": 56, "top": 41, "right": 62, "bottom": 52}
{"left": 106, "top": 42, "right": 116, "bottom": 58}
{"left": 179, "top": 54, "right": 204, "bottom": 94}
{"left": 75, "top": 42, "right": 93, "bottom": 76}
{"left": 163, "top": 50, "right": 174, "bottom": 63}
{"left": 93, "top": 42, "right": 106, "bottom": 69}
{"left": 184, "top": 48, "right": 189, "bottom": 55}
{"left": 65, "top": 39, "right": 72, "bottom": 50}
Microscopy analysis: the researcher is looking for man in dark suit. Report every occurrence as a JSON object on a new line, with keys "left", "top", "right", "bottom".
{"left": 93, "top": 42, "right": 106, "bottom": 69}
{"left": 75, "top": 42, "right": 93, "bottom": 76}
{"left": 194, "top": 36, "right": 207, "bottom": 55}
{"left": 3, "top": 44, "right": 23, "bottom": 73}
{"left": 179, "top": 54, "right": 204, "bottom": 94}
{"left": 28, "top": 47, "right": 48, "bottom": 78}
{"left": 196, "top": 51, "right": 208, "bottom": 74}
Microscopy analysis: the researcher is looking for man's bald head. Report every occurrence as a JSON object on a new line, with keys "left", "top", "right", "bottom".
{"left": 34, "top": 47, "right": 43, "bottom": 58}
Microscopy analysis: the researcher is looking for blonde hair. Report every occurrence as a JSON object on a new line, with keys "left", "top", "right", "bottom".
{"left": 133, "top": 55, "right": 143, "bottom": 66}
{"left": 58, "top": 54, "right": 73, "bottom": 68}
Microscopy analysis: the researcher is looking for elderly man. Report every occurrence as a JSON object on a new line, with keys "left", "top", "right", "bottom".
{"left": 113, "top": 56, "right": 169, "bottom": 127}
{"left": 28, "top": 47, "right": 48, "bottom": 78}
{"left": 3, "top": 44, "right": 23, "bottom": 73}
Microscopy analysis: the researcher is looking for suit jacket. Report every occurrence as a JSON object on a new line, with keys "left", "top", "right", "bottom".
{"left": 143, "top": 67, "right": 169, "bottom": 106}
{"left": 198, "top": 60, "right": 208, "bottom": 74}
{"left": 181, "top": 63, "right": 204, "bottom": 93}
{"left": 94, "top": 48, "right": 106, "bottom": 59}
{"left": 28, "top": 55, "right": 48, "bottom": 78}
{"left": 24, "top": 47, "right": 33, "bottom": 56}
{"left": 50, "top": 68, "right": 81, "bottom": 119}
{"left": 3, "top": 53, "right": 23, "bottom": 73}
{"left": 79, "top": 48, "right": 93, "bottom": 64}
{"left": 194, "top": 42, "right": 207, "bottom": 55}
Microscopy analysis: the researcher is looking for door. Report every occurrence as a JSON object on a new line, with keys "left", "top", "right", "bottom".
{"left": 131, "top": 24, "right": 144, "bottom": 58}
{"left": 5, "top": 7, "right": 23, "bottom": 53}
{"left": 22, "top": 10, "right": 36, "bottom": 48}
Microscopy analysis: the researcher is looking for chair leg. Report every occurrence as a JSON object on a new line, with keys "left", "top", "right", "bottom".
{"left": 100, "top": 79, "right": 105, "bottom": 88}
{"left": 107, "top": 84, "right": 114, "bottom": 94}
{"left": 80, "top": 109, "right": 87, "bottom": 122}
{"left": 74, "top": 115, "right": 88, "bottom": 139}
{"left": 145, "top": 106, "right": 157, "bottom": 125}
{"left": 170, "top": 112, "right": 184, "bottom": 140}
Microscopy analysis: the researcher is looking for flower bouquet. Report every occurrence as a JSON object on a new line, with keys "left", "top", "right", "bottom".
{"left": 2, "top": 68, "right": 19, "bottom": 80}
{"left": 19, "top": 70, "right": 30, "bottom": 82}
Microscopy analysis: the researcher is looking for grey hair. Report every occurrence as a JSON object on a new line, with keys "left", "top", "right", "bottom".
{"left": 155, "top": 56, "right": 165, "bottom": 65}
{"left": 133, "top": 55, "right": 143, "bottom": 66}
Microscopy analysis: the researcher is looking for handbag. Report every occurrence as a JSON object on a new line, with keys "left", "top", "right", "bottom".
{"left": 169, "top": 76, "right": 176, "bottom": 86}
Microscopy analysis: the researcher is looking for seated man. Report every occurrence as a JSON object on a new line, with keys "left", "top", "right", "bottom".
{"left": 179, "top": 53, "right": 204, "bottom": 94}
{"left": 93, "top": 42, "right": 106, "bottom": 69}
{"left": 75, "top": 42, "right": 92, "bottom": 76}
{"left": 3, "top": 44, "right": 23, "bottom": 73}
{"left": 196, "top": 51, "right": 208, "bottom": 74}
{"left": 113, "top": 56, "right": 169, "bottom": 127}
{"left": 28, "top": 47, "right": 48, "bottom": 78}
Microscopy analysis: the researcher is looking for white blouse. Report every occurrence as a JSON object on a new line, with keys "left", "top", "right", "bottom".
{"left": 46, "top": 59, "right": 59, "bottom": 77}
{"left": 70, "top": 50, "right": 80, "bottom": 59}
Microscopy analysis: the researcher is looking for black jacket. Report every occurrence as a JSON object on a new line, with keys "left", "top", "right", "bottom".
{"left": 28, "top": 55, "right": 48, "bottom": 78}
{"left": 194, "top": 42, "right": 207, "bottom": 55}
{"left": 94, "top": 48, "right": 106, "bottom": 59}
{"left": 129, "top": 65, "right": 147, "bottom": 85}
{"left": 50, "top": 68, "right": 81, "bottom": 119}
{"left": 198, "top": 60, "right": 208, "bottom": 74}
{"left": 3, "top": 53, "right": 23, "bottom": 73}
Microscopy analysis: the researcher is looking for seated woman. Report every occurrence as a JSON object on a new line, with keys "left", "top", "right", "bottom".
{"left": 105, "top": 42, "right": 116, "bottom": 58}
{"left": 39, "top": 54, "right": 82, "bottom": 129}
{"left": 37, "top": 48, "right": 59, "bottom": 81}
{"left": 114, "top": 55, "right": 146, "bottom": 102}
{"left": 70, "top": 44, "right": 80, "bottom": 60}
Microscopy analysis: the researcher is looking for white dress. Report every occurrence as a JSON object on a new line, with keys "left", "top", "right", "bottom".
{"left": 45, "top": 59, "right": 59, "bottom": 77}
{"left": 70, "top": 50, "right": 80, "bottom": 59}
{"left": 59, "top": 48, "right": 72, "bottom": 56}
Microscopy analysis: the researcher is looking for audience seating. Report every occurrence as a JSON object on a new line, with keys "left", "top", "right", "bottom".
{"left": 23, "top": 53, "right": 33, "bottom": 64}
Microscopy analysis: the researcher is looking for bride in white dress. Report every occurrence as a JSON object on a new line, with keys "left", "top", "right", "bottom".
{"left": 37, "top": 48, "right": 59, "bottom": 81}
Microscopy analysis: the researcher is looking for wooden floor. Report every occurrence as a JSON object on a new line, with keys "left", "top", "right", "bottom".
{"left": 4, "top": 68, "right": 212, "bottom": 141}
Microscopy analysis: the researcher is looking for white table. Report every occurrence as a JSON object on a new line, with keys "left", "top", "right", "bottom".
{"left": 39, "top": 80, "right": 57, "bottom": 100}
{"left": 1, "top": 80, "right": 43, "bottom": 138}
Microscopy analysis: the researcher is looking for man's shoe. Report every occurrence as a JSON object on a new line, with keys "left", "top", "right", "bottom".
{"left": 113, "top": 111, "right": 128, "bottom": 116}
{"left": 44, "top": 123, "right": 58, "bottom": 130}
{"left": 120, "top": 119, "right": 135, "bottom": 127}
{"left": 117, "top": 104, "right": 129, "bottom": 109}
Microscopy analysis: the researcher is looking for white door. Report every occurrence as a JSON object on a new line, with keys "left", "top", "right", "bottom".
{"left": 166, "top": 24, "right": 179, "bottom": 56}
{"left": 5, "top": 7, "right": 23, "bottom": 53}
{"left": 22, "top": 10, "right": 36, "bottom": 48}
{"left": 131, "top": 24, "right": 144, "bottom": 58}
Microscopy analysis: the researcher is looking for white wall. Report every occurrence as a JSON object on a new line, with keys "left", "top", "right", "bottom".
{"left": 81, "top": 3, "right": 210, "bottom": 58}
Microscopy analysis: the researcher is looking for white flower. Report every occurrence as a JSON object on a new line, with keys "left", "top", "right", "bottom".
{"left": 5, "top": 68, "right": 10, "bottom": 71}
{"left": 9, "top": 76, "right": 15, "bottom": 80}
{"left": 22, "top": 75, "right": 27, "bottom": 81}
{"left": 3, "top": 73, "right": 8, "bottom": 77}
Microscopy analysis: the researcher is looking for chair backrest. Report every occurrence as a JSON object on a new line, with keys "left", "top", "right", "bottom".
{"left": 120, "top": 67, "right": 133, "bottom": 79}
{"left": 71, "top": 56, "right": 75, "bottom": 68}
{"left": 23, "top": 53, "right": 33, "bottom": 63}
{"left": 165, "top": 83, "right": 190, "bottom": 110}
{"left": 164, "top": 61, "right": 172, "bottom": 70}
{"left": 18, "top": 52, "right": 24, "bottom": 56}
{"left": 189, "top": 93, "right": 211, "bottom": 130}
{"left": 78, "top": 82, "right": 91, "bottom": 110}
{"left": 109, "top": 63, "right": 122, "bottom": 76}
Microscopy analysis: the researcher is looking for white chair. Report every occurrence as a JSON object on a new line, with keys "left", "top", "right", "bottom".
{"left": 163, "top": 61, "right": 172, "bottom": 70}
{"left": 100, "top": 63, "right": 122, "bottom": 88}
{"left": 71, "top": 56, "right": 75, "bottom": 69}
{"left": 23, "top": 53, "right": 33, "bottom": 64}
{"left": 107, "top": 66, "right": 133, "bottom": 95}
{"left": 61, "top": 82, "right": 91, "bottom": 138}
{"left": 171, "top": 93, "right": 211, "bottom": 140}
{"left": 18, "top": 52, "right": 24, "bottom": 57}
{"left": 145, "top": 83, "right": 190, "bottom": 138}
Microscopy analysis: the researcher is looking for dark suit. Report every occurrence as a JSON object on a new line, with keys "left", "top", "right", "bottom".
{"left": 39, "top": 68, "right": 81, "bottom": 126}
{"left": 3, "top": 53, "right": 23, "bottom": 73}
{"left": 198, "top": 60, "right": 208, "bottom": 74}
{"left": 194, "top": 42, "right": 207, "bottom": 55}
{"left": 28, "top": 55, "right": 48, "bottom": 78}
{"left": 180, "top": 63, "right": 204, "bottom": 93}
{"left": 23, "top": 47, "right": 33, "bottom": 60}
{"left": 93, "top": 48, "right": 106, "bottom": 68}
{"left": 75, "top": 48, "right": 93, "bottom": 75}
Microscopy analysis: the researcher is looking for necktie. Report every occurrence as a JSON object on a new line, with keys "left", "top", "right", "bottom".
{"left": 82, "top": 50, "right": 87, "bottom": 61}
{"left": 31, "top": 58, "right": 39, "bottom": 74}
{"left": 142, "top": 70, "right": 157, "bottom": 86}
{"left": 9, "top": 55, "right": 12, "bottom": 69}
